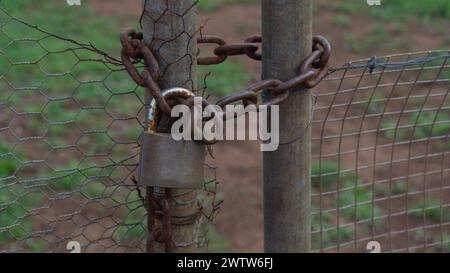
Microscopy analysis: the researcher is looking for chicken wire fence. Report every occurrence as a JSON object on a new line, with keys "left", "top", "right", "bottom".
{"left": 0, "top": 4, "right": 219, "bottom": 253}
{"left": 0, "top": 5, "right": 449, "bottom": 253}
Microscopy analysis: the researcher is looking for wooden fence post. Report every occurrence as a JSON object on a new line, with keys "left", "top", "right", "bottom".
{"left": 141, "top": 0, "right": 200, "bottom": 253}
{"left": 262, "top": 0, "right": 312, "bottom": 253}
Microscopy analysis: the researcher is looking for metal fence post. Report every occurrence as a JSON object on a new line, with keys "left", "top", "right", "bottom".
{"left": 262, "top": 0, "right": 312, "bottom": 252}
{"left": 141, "top": 0, "right": 200, "bottom": 253}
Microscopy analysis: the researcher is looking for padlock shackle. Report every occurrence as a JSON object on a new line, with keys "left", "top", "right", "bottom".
{"left": 147, "top": 87, "right": 195, "bottom": 132}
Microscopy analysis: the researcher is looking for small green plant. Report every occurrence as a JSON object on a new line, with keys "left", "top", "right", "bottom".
{"left": 0, "top": 0, "right": 120, "bottom": 106}
{"left": 312, "top": 162, "right": 339, "bottom": 190}
{"left": 311, "top": 223, "right": 354, "bottom": 250}
{"left": 207, "top": 228, "right": 230, "bottom": 252}
{"left": 197, "top": 0, "right": 260, "bottom": 12}
{"left": 441, "top": 234, "right": 450, "bottom": 252}
{"left": 311, "top": 208, "right": 357, "bottom": 250}
{"left": 409, "top": 111, "right": 450, "bottom": 140}
{"left": 112, "top": 191, "right": 147, "bottom": 244}
{"left": 358, "top": 93, "right": 384, "bottom": 115}
{"left": 333, "top": 1, "right": 363, "bottom": 14}
{"left": 46, "top": 171, "right": 84, "bottom": 192}
{"left": 81, "top": 181, "right": 106, "bottom": 199}
{"left": 371, "top": 0, "right": 450, "bottom": 19}
{"left": 311, "top": 161, "right": 358, "bottom": 192}
{"left": 328, "top": 0, "right": 450, "bottom": 20}
{"left": 381, "top": 119, "right": 407, "bottom": 141}
{"left": 410, "top": 230, "right": 450, "bottom": 253}
{"left": 0, "top": 142, "right": 17, "bottom": 179}
{"left": 382, "top": 110, "right": 450, "bottom": 144}
{"left": 338, "top": 183, "right": 382, "bottom": 222}
{"left": 375, "top": 180, "right": 409, "bottom": 197}
{"left": 25, "top": 238, "right": 49, "bottom": 252}
{"left": 0, "top": 190, "right": 43, "bottom": 245}
{"left": 391, "top": 180, "right": 408, "bottom": 195}
{"left": 311, "top": 211, "right": 334, "bottom": 232}
{"left": 0, "top": 141, "right": 23, "bottom": 243}
{"left": 410, "top": 198, "right": 450, "bottom": 222}
{"left": 344, "top": 24, "right": 405, "bottom": 53}
{"left": 327, "top": 226, "right": 354, "bottom": 242}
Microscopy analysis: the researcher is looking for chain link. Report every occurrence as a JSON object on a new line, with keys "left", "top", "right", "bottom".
{"left": 197, "top": 34, "right": 262, "bottom": 64}
{"left": 120, "top": 28, "right": 331, "bottom": 252}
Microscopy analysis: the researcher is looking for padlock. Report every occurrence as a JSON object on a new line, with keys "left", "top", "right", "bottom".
{"left": 138, "top": 87, "right": 205, "bottom": 189}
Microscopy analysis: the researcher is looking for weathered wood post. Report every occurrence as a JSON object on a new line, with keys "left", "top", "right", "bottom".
{"left": 141, "top": 0, "right": 200, "bottom": 253}
{"left": 262, "top": 0, "right": 312, "bottom": 252}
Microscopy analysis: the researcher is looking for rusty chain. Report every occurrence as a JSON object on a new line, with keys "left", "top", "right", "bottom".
{"left": 120, "top": 28, "right": 331, "bottom": 253}
{"left": 197, "top": 34, "right": 262, "bottom": 64}
{"left": 121, "top": 28, "right": 330, "bottom": 115}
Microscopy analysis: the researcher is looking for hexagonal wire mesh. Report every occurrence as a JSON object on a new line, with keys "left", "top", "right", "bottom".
{"left": 0, "top": 5, "right": 220, "bottom": 252}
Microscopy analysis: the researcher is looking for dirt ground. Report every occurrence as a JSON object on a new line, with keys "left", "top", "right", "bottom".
{"left": 88, "top": 1, "right": 449, "bottom": 252}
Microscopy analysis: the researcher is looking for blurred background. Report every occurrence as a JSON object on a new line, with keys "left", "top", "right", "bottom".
{"left": 0, "top": 0, "right": 449, "bottom": 252}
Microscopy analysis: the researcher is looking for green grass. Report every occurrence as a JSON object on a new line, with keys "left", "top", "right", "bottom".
{"left": 311, "top": 210, "right": 355, "bottom": 249}
{"left": 371, "top": 0, "right": 450, "bottom": 19}
{"left": 199, "top": 61, "right": 251, "bottom": 96}
{"left": 330, "top": 15, "right": 352, "bottom": 29}
{"left": 197, "top": 0, "right": 260, "bottom": 12}
{"left": 0, "top": 140, "right": 25, "bottom": 244}
{"left": 0, "top": 0, "right": 141, "bottom": 252}
{"left": 357, "top": 94, "right": 385, "bottom": 116}
{"left": 47, "top": 172, "right": 82, "bottom": 192}
{"left": 0, "top": 1, "right": 119, "bottom": 87}
{"left": 207, "top": 227, "right": 230, "bottom": 252}
{"left": 338, "top": 182, "right": 382, "bottom": 222}
{"left": 312, "top": 162, "right": 339, "bottom": 190}
{"left": 333, "top": 1, "right": 363, "bottom": 15}
{"left": 439, "top": 234, "right": 450, "bottom": 252}
{"left": 0, "top": 149, "right": 44, "bottom": 244}
{"left": 25, "top": 238, "right": 49, "bottom": 252}
{"left": 311, "top": 162, "right": 358, "bottom": 192}
{"left": 344, "top": 24, "right": 407, "bottom": 53}
{"left": 0, "top": 142, "right": 17, "bottom": 179}
{"left": 382, "top": 111, "right": 450, "bottom": 143}
{"left": 330, "top": 0, "right": 450, "bottom": 19}
{"left": 312, "top": 225, "right": 354, "bottom": 250}
{"left": 311, "top": 162, "right": 385, "bottom": 249}
{"left": 375, "top": 180, "right": 409, "bottom": 197}
{"left": 0, "top": 140, "right": 45, "bottom": 247}
{"left": 112, "top": 191, "right": 146, "bottom": 244}
{"left": 409, "top": 111, "right": 450, "bottom": 140}
{"left": 0, "top": 1, "right": 119, "bottom": 52}
{"left": 325, "top": 226, "right": 354, "bottom": 245}
{"left": 0, "top": 0, "right": 136, "bottom": 128}
{"left": 410, "top": 198, "right": 450, "bottom": 222}
{"left": 411, "top": 230, "right": 450, "bottom": 253}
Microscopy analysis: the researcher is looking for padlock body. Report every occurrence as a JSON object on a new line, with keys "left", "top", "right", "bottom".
{"left": 138, "top": 132, "right": 205, "bottom": 189}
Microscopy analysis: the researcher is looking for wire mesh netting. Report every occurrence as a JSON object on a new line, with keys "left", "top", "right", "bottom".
{"left": 312, "top": 50, "right": 450, "bottom": 252}
{"left": 0, "top": 4, "right": 220, "bottom": 253}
